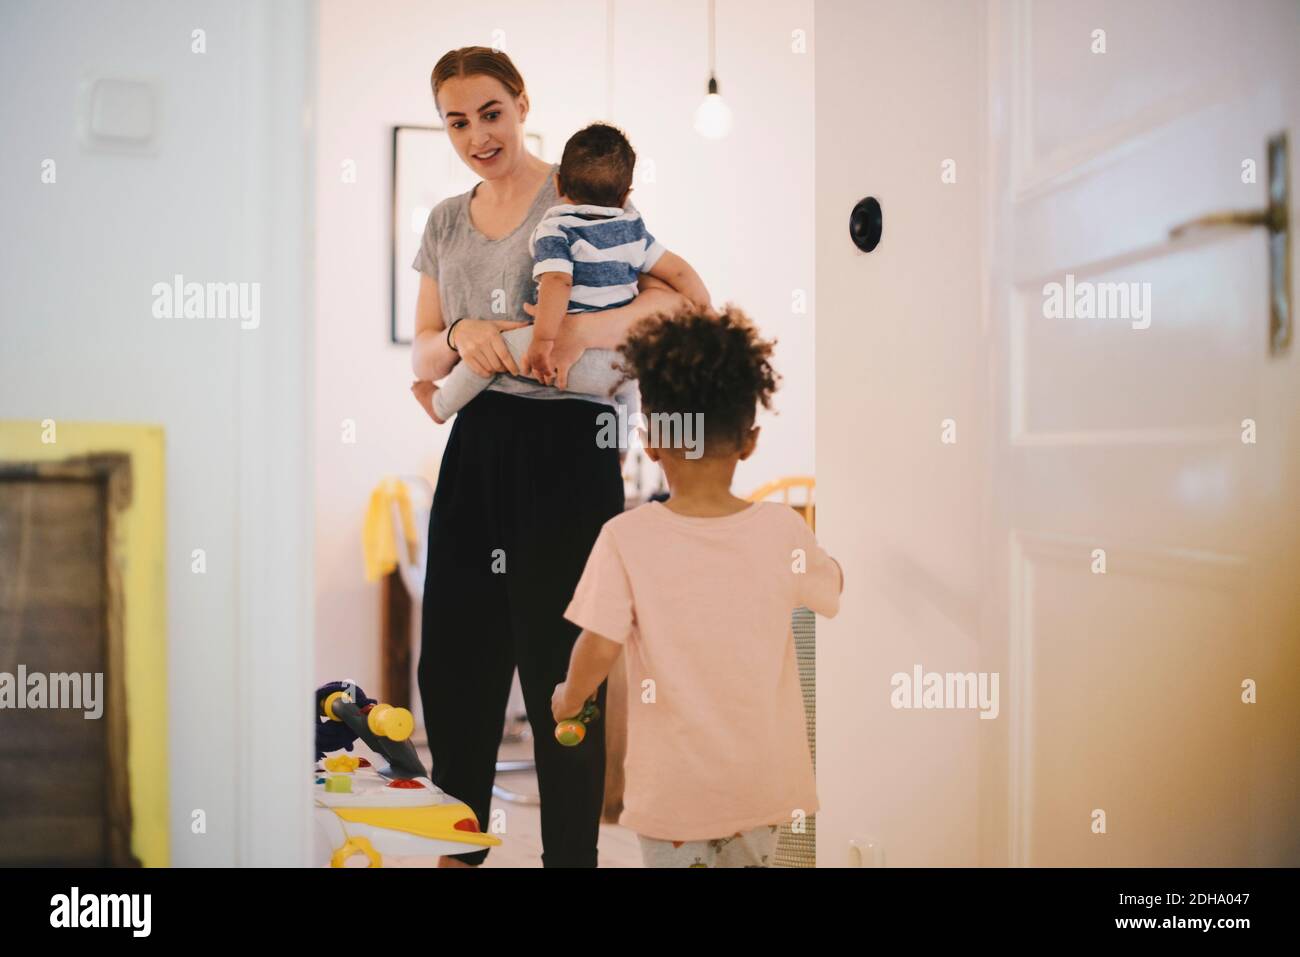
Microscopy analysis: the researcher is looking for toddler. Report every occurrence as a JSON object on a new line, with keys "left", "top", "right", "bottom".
{"left": 414, "top": 122, "right": 709, "bottom": 423}
{"left": 551, "top": 306, "right": 843, "bottom": 868}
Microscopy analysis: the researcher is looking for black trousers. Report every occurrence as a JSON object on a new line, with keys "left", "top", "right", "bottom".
{"left": 418, "top": 390, "right": 625, "bottom": 866}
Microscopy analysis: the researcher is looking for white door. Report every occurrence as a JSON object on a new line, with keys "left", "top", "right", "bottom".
{"left": 815, "top": 0, "right": 1298, "bottom": 867}
{"left": 983, "top": 0, "right": 1300, "bottom": 866}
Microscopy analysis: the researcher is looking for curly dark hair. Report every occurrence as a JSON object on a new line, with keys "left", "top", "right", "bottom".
{"left": 558, "top": 123, "right": 636, "bottom": 208}
{"left": 617, "top": 305, "right": 780, "bottom": 455}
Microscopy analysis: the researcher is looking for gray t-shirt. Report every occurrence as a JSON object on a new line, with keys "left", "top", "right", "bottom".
{"left": 412, "top": 161, "right": 618, "bottom": 406}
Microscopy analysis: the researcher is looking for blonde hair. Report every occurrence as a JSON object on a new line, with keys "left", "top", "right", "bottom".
{"left": 430, "top": 46, "right": 526, "bottom": 117}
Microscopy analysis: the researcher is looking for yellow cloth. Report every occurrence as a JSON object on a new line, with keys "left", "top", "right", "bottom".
{"left": 362, "top": 478, "right": 419, "bottom": 582}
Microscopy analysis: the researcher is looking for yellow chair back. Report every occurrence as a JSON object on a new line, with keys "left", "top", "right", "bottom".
{"left": 746, "top": 475, "right": 816, "bottom": 530}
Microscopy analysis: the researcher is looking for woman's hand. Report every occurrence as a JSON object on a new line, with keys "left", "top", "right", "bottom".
{"left": 451, "top": 318, "right": 529, "bottom": 377}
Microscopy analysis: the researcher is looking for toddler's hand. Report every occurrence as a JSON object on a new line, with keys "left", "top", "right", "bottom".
{"left": 551, "top": 682, "right": 582, "bottom": 723}
{"left": 523, "top": 337, "right": 556, "bottom": 386}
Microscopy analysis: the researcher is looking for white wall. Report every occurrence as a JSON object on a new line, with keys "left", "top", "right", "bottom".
{"left": 0, "top": 0, "right": 314, "bottom": 865}
{"left": 314, "top": 0, "right": 814, "bottom": 693}
{"left": 815, "top": 0, "right": 986, "bottom": 866}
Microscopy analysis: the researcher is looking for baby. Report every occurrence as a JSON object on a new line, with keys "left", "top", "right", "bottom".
{"left": 552, "top": 306, "right": 844, "bottom": 868}
{"left": 413, "top": 122, "right": 709, "bottom": 423}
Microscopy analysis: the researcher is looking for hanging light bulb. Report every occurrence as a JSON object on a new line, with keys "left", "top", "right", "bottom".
{"left": 694, "top": 0, "right": 731, "bottom": 140}
{"left": 694, "top": 75, "right": 732, "bottom": 139}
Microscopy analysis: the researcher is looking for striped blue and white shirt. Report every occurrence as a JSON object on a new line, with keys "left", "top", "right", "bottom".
{"left": 529, "top": 202, "right": 666, "bottom": 313}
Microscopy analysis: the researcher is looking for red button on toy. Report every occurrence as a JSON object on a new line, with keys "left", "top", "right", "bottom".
{"left": 386, "top": 779, "right": 423, "bottom": 789}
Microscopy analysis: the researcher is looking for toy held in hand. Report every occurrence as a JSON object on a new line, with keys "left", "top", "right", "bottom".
{"left": 555, "top": 698, "right": 601, "bottom": 747}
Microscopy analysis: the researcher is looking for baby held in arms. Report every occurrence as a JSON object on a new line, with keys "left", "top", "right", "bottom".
{"left": 411, "top": 121, "right": 710, "bottom": 423}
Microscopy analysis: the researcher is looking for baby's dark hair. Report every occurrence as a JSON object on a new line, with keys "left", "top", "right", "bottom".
{"left": 618, "top": 305, "right": 780, "bottom": 455}
{"left": 558, "top": 122, "right": 636, "bottom": 208}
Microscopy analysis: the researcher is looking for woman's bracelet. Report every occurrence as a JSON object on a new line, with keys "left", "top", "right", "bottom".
{"left": 446, "top": 317, "right": 466, "bottom": 352}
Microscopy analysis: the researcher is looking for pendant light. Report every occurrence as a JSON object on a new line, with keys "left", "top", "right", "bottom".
{"left": 693, "top": 0, "right": 732, "bottom": 139}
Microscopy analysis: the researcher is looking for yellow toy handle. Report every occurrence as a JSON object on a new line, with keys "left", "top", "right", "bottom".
{"left": 322, "top": 691, "right": 413, "bottom": 743}
{"left": 322, "top": 690, "right": 350, "bottom": 721}
{"left": 367, "top": 703, "right": 414, "bottom": 742}
{"left": 330, "top": 836, "right": 382, "bottom": 868}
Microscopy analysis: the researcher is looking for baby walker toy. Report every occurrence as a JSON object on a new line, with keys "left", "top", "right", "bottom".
{"left": 313, "top": 680, "right": 501, "bottom": 867}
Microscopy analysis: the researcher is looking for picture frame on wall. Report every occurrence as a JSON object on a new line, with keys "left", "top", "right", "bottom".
{"left": 390, "top": 125, "right": 544, "bottom": 344}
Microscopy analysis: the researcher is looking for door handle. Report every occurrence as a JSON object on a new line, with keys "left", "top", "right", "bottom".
{"left": 1168, "top": 132, "right": 1291, "bottom": 355}
{"left": 1169, "top": 207, "right": 1282, "bottom": 236}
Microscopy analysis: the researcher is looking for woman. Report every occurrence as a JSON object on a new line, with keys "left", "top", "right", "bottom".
{"left": 410, "top": 46, "right": 683, "bottom": 867}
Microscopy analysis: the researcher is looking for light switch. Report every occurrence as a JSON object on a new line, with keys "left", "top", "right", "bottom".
{"left": 86, "top": 78, "right": 155, "bottom": 144}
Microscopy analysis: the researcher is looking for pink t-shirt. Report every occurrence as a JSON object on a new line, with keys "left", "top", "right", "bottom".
{"left": 564, "top": 500, "right": 842, "bottom": 841}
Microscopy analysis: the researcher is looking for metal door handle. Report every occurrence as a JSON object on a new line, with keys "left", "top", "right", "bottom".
{"left": 1168, "top": 133, "right": 1291, "bottom": 355}
{"left": 1169, "top": 207, "right": 1282, "bottom": 237}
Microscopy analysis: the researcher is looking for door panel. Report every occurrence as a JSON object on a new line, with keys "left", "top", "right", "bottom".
{"left": 988, "top": 0, "right": 1300, "bottom": 865}
{"left": 1015, "top": 533, "right": 1251, "bottom": 865}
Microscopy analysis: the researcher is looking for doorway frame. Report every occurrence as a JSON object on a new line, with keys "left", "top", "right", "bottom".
{"left": 0, "top": 424, "right": 168, "bottom": 866}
